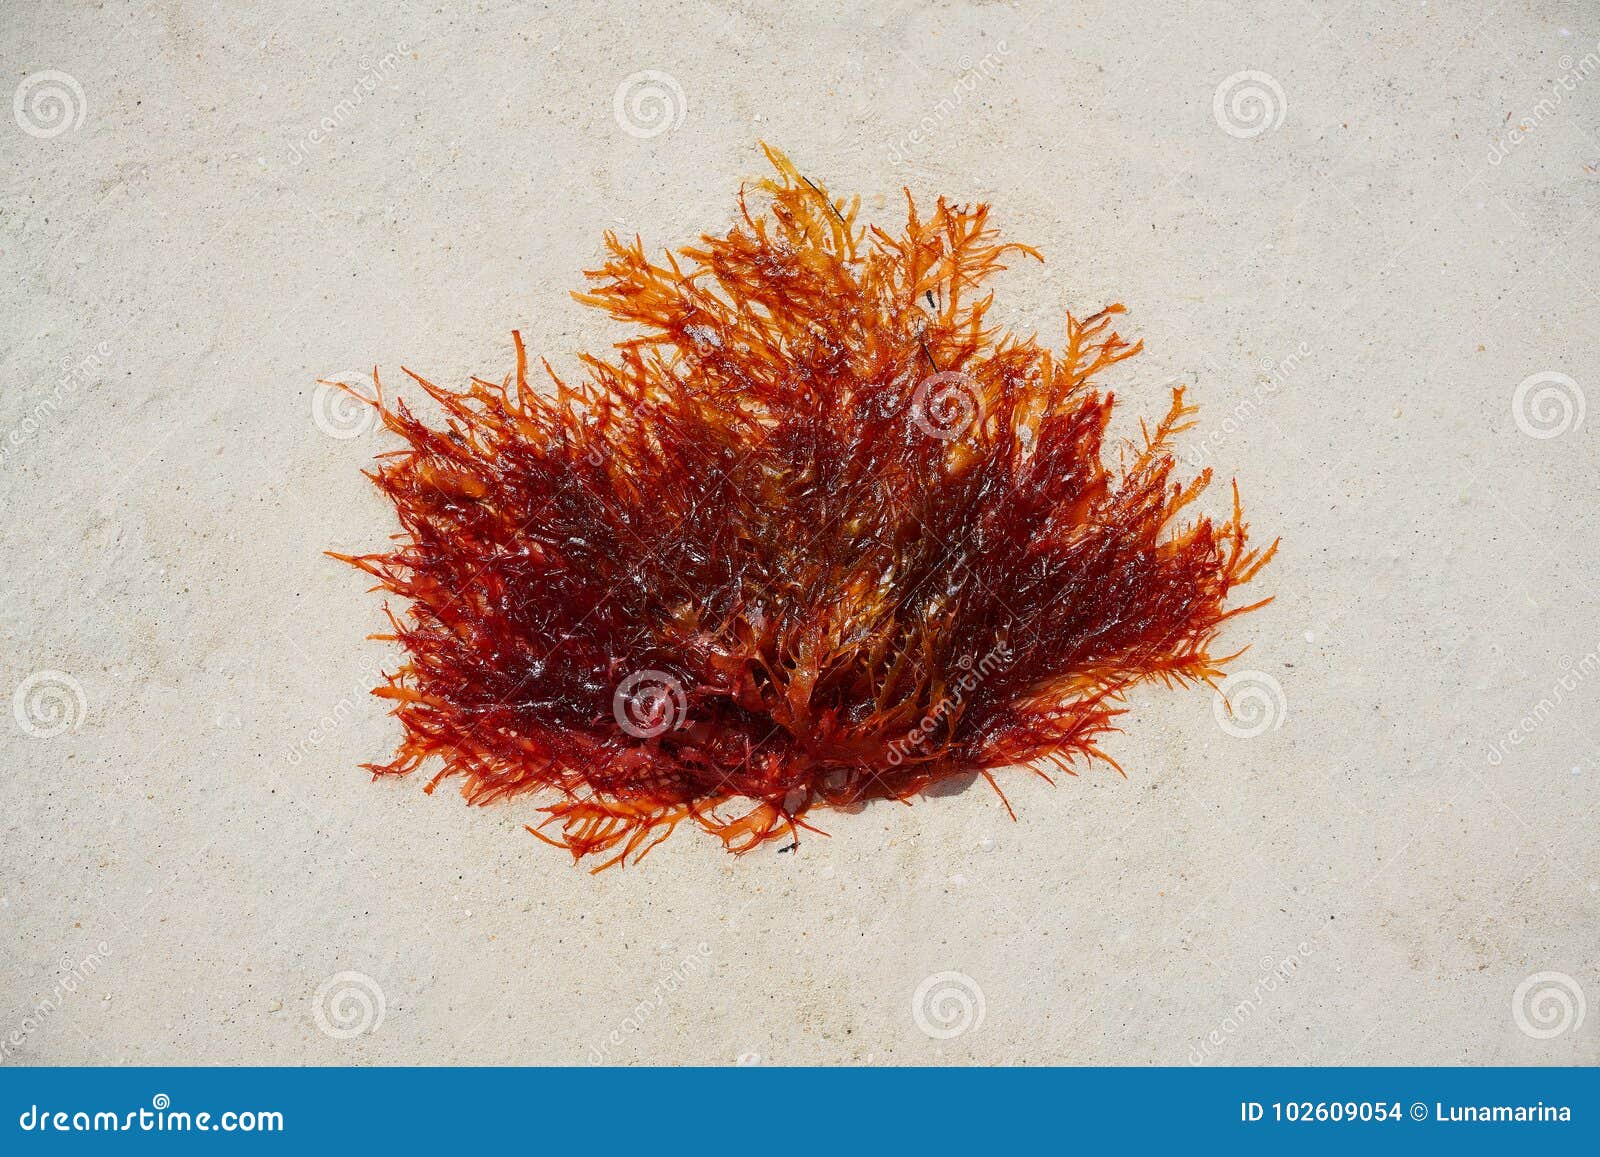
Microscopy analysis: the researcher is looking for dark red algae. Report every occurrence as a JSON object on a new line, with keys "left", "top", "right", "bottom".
{"left": 329, "top": 146, "right": 1277, "bottom": 870}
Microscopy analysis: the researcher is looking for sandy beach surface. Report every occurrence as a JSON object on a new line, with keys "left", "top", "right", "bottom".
{"left": 3, "top": 1, "right": 1597, "bottom": 1065}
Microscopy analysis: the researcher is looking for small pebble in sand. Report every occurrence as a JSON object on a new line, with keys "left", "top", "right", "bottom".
{"left": 978, "top": 836, "right": 997, "bottom": 852}
{"left": 736, "top": 1051, "right": 762, "bottom": 1066}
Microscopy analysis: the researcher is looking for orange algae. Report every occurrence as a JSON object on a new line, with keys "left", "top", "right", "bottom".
{"left": 331, "top": 146, "right": 1277, "bottom": 870}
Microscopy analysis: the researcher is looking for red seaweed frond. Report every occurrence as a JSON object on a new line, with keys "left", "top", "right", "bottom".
{"left": 332, "top": 146, "right": 1278, "bottom": 869}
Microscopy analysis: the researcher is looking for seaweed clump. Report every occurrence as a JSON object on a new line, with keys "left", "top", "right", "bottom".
{"left": 332, "top": 147, "right": 1276, "bottom": 869}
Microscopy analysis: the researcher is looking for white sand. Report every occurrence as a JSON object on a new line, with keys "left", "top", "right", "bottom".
{"left": 2, "top": 1, "right": 1596, "bottom": 1065}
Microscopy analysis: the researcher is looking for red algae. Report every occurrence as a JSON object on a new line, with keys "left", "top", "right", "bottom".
{"left": 330, "top": 146, "right": 1277, "bottom": 870}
